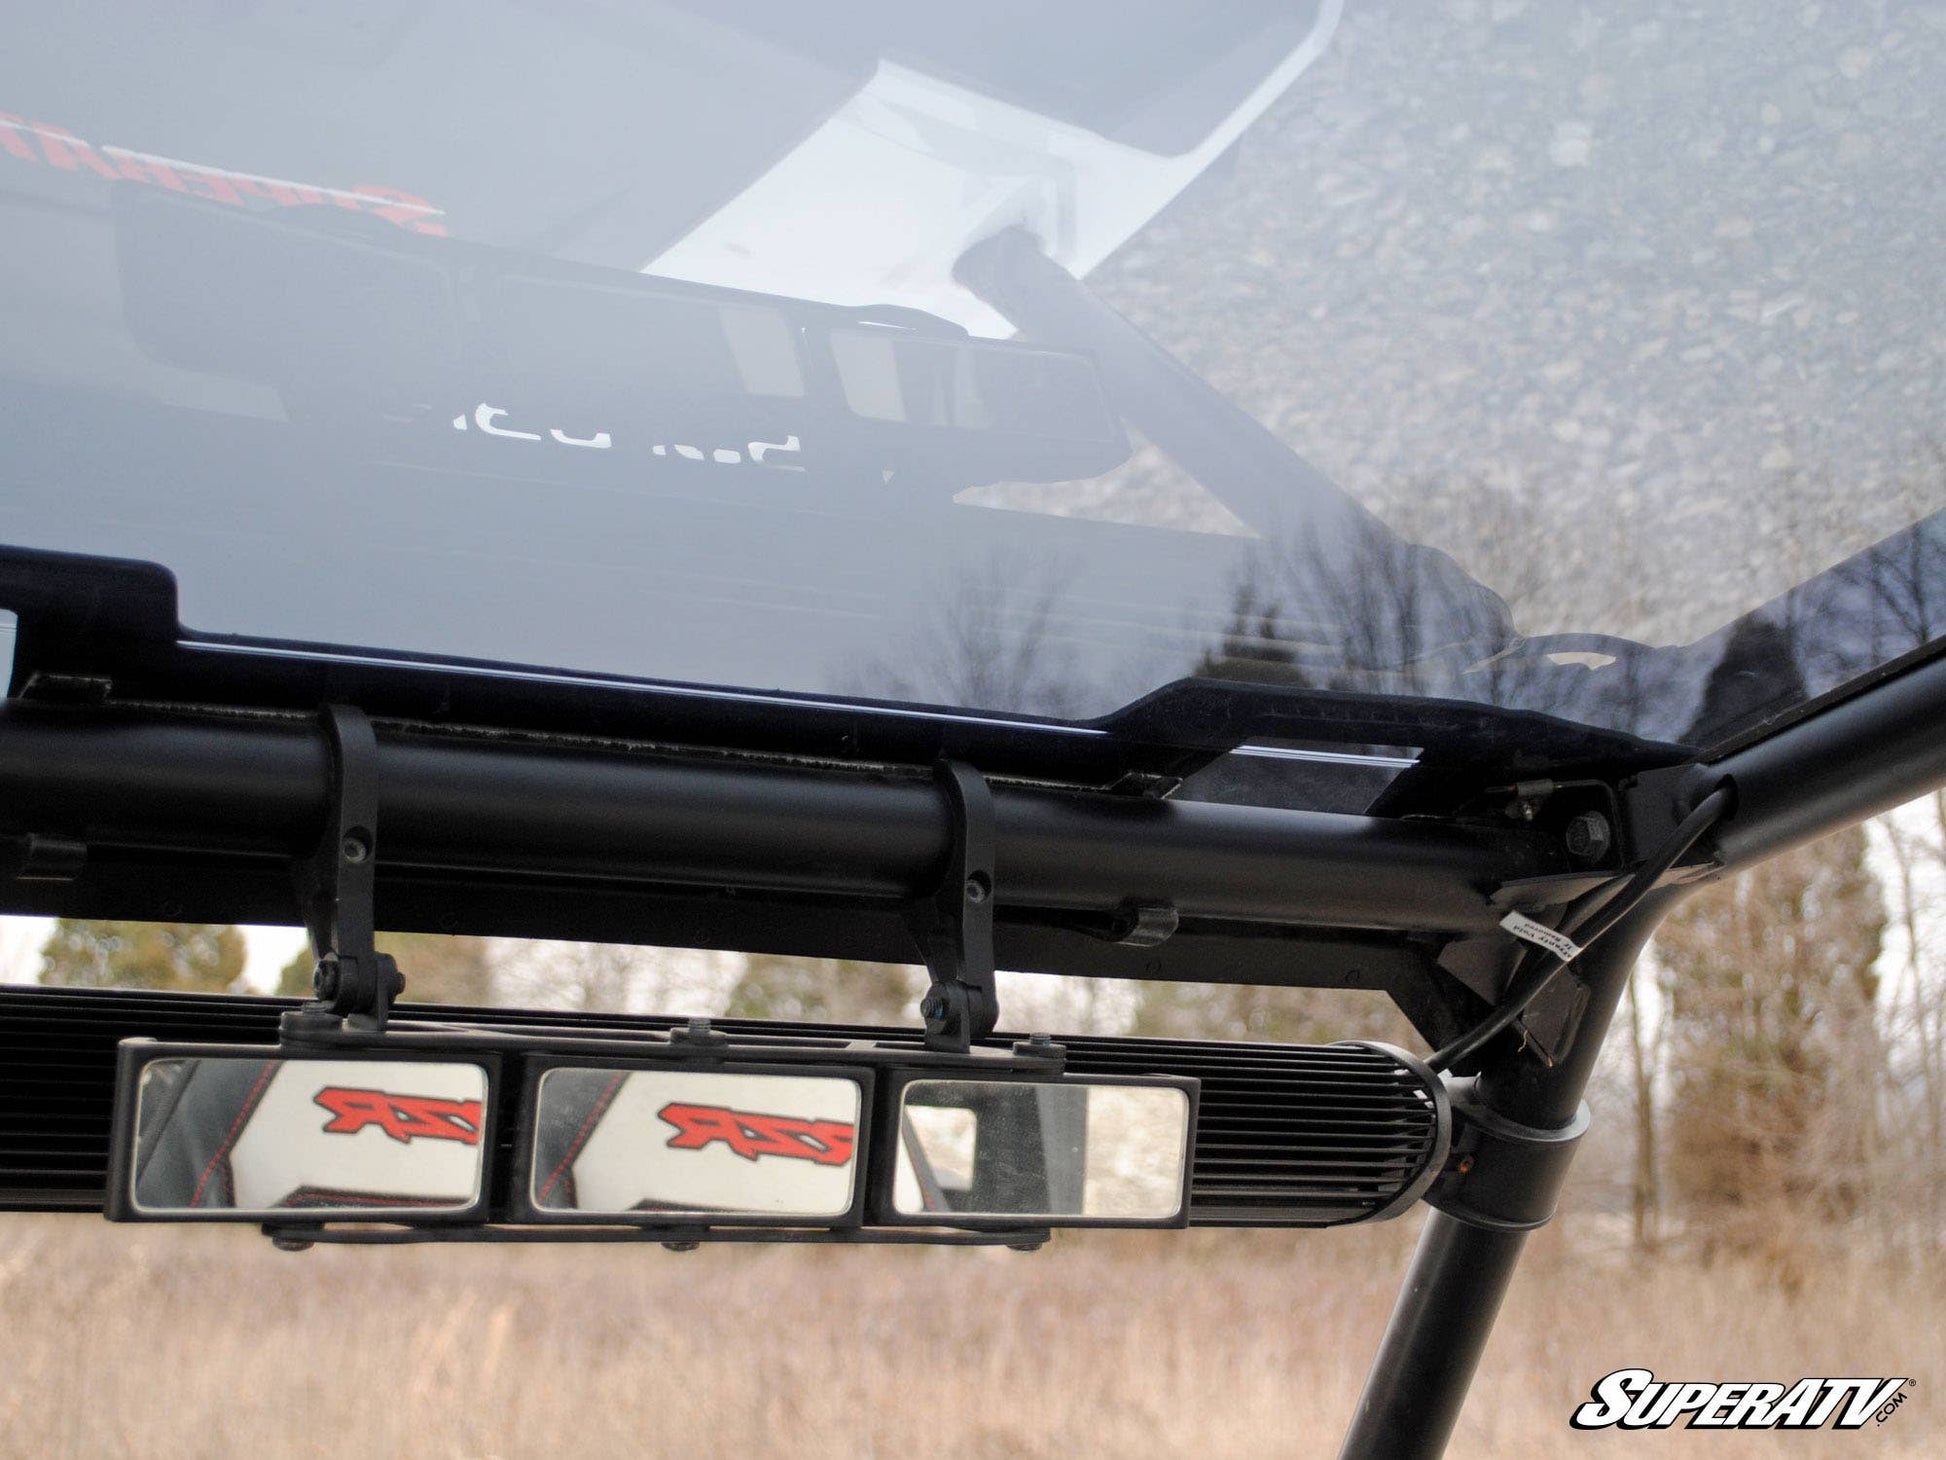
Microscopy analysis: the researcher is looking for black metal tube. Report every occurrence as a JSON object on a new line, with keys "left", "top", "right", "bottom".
{"left": 0, "top": 704, "right": 1557, "bottom": 933}
{"left": 956, "top": 228, "right": 1359, "bottom": 538}
{"left": 1337, "top": 1215, "right": 1528, "bottom": 1460}
{"left": 1338, "top": 891, "right": 1683, "bottom": 1454}
{"left": 1479, "top": 890, "right": 1684, "bottom": 1130}
{"left": 953, "top": 229, "right": 1512, "bottom": 648}
{"left": 1707, "top": 650, "right": 1946, "bottom": 871}
{"left": 1335, "top": 643, "right": 1946, "bottom": 1454}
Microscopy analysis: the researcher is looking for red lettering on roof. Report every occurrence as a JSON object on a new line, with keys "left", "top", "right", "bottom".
{"left": 31, "top": 122, "right": 121, "bottom": 180}
{"left": 0, "top": 108, "right": 448, "bottom": 235}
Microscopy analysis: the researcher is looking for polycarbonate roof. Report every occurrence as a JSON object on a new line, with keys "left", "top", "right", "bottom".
{"left": 2, "top": 1, "right": 1943, "bottom": 788}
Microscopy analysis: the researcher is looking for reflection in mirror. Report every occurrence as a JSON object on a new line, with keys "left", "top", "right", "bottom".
{"left": 892, "top": 1080, "right": 1190, "bottom": 1221}
{"left": 129, "top": 1058, "right": 487, "bottom": 1215}
{"left": 529, "top": 1069, "right": 861, "bottom": 1219}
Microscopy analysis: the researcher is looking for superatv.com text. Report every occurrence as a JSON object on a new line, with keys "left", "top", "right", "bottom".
{"left": 1571, "top": 1370, "right": 1910, "bottom": 1431}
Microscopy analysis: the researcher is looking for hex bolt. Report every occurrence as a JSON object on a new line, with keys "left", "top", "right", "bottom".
{"left": 964, "top": 873, "right": 990, "bottom": 904}
{"left": 1564, "top": 811, "right": 1612, "bottom": 862}
{"left": 340, "top": 832, "right": 371, "bottom": 864}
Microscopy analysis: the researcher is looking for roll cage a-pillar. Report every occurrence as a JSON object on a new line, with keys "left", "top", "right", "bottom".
{"left": 1337, "top": 652, "right": 1946, "bottom": 1456}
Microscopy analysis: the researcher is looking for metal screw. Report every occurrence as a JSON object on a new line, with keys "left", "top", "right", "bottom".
{"left": 1027, "top": 1032, "right": 1052, "bottom": 1047}
{"left": 963, "top": 874, "right": 990, "bottom": 904}
{"left": 340, "top": 832, "right": 371, "bottom": 864}
{"left": 662, "top": 1241, "right": 701, "bottom": 1253}
{"left": 1456, "top": 1155, "right": 1475, "bottom": 1175}
{"left": 686, "top": 1017, "right": 712, "bottom": 1039}
{"left": 270, "top": 1236, "right": 314, "bottom": 1253}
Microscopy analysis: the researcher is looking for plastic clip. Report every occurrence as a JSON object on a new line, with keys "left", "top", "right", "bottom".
{"left": 290, "top": 705, "right": 402, "bottom": 1033}
{"left": 908, "top": 761, "right": 999, "bottom": 1053}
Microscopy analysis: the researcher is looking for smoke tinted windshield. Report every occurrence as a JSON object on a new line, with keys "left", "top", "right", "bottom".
{"left": 3, "top": 2, "right": 1944, "bottom": 777}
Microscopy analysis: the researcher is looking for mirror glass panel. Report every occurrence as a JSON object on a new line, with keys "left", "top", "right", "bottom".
{"left": 129, "top": 1057, "right": 487, "bottom": 1215}
{"left": 529, "top": 1068, "right": 861, "bottom": 1218}
{"left": 892, "top": 1080, "right": 1191, "bottom": 1221}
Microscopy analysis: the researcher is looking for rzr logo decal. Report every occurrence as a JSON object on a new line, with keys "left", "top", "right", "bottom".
{"left": 1571, "top": 1369, "right": 1911, "bottom": 1430}
{"left": 1, "top": 111, "right": 446, "bottom": 234}
{"left": 314, "top": 1087, "right": 484, "bottom": 1146}
{"left": 657, "top": 1102, "right": 854, "bottom": 1167}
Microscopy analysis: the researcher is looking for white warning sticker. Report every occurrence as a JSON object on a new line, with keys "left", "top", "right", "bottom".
{"left": 1500, "top": 911, "right": 1583, "bottom": 963}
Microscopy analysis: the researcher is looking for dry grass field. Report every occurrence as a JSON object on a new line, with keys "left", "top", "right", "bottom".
{"left": 0, "top": 1212, "right": 1934, "bottom": 1459}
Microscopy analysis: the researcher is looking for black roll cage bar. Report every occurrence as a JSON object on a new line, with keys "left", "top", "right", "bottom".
{"left": 4, "top": 616, "right": 1942, "bottom": 1454}
{"left": 5, "top": 241, "right": 1946, "bottom": 1459}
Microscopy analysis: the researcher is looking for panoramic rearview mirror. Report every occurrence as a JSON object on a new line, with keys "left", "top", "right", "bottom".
{"left": 109, "top": 1052, "right": 491, "bottom": 1220}
{"left": 520, "top": 1066, "right": 867, "bottom": 1223}
{"left": 885, "top": 1077, "right": 1194, "bottom": 1226}
{"left": 103, "top": 1041, "right": 1204, "bottom": 1239}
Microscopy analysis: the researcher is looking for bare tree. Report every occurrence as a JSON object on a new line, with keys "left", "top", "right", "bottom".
{"left": 1620, "top": 972, "right": 1665, "bottom": 1252}
{"left": 723, "top": 954, "right": 921, "bottom": 1026}
{"left": 491, "top": 940, "right": 740, "bottom": 1017}
{"left": 1654, "top": 824, "right": 1886, "bottom": 1281}
{"left": 42, "top": 921, "right": 247, "bottom": 994}
{"left": 1873, "top": 796, "right": 1946, "bottom": 1263}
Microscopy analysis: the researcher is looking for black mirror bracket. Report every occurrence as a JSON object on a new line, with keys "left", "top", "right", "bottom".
{"left": 908, "top": 761, "right": 999, "bottom": 1054}
{"left": 1422, "top": 1076, "right": 1588, "bottom": 1232}
{"left": 283, "top": 704, "right": 403, "bottom": 1039}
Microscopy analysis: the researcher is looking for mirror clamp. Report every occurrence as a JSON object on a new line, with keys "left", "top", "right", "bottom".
{"left": 908, "top": 761, "right": 999, "bottom": 1054}
{"left": 1009, "top": 1032, "right": 1067, "bottom": 1070}
{"left": 289, "top": 704, "right": 404, "bottom": 1033}
{"left": 668, "top": 1016, "right": 729, "bottom": 1049}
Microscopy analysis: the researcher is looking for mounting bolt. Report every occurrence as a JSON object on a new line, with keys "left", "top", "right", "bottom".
{"left": 662, "top": 1241, "right": 701, "bottom": 1253}
{"left": 1564, "top": 811, "right": 1612, "bottom": 862}
{"left": 270, "top": 1236, "right": 314, "bottom": 1253}
{"left": 313, "top": 960, "right": 340, "bottom": 1000}
{"left": 340, "top": 832, "right": 371, "bottom": 864}
{"left": 921, "top": 993, "right": 947, "bottom": 1020}
{"left": 686, "top": 1017, "right": 711, "bottom": 1039}
{"left": 963, "top": 873, "right": 990, "bottom": 904}
{"left": 1027, "top": 1032, "right": 1052, "bottom": 1048}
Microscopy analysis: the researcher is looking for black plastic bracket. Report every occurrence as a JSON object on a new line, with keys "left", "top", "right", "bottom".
{"left": 908, "top": 761, "right": 999, "bottom": 1053}
{"left": 288, "top": 705, "right": 403, "bottom": 1033}
{"left": 1423, "top": 1076, "right": 1590, "bottom": 1231}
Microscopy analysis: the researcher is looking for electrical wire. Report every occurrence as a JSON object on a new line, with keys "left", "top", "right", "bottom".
{"left": 1425, "top": 785, "right": 1733, "bottom": 1073}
